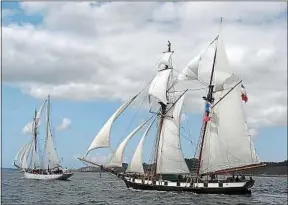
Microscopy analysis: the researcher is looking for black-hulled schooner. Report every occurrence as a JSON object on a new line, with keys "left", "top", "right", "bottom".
{"left": 79, "top": 18, "right": 265, "bottom": 194}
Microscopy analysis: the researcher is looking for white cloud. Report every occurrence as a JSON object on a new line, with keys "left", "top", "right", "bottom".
{"left": 2, "top": 2, "right": 287, "bottom": 129}
{"left": 56, "top": 118, "right": 71, "bottom": 131}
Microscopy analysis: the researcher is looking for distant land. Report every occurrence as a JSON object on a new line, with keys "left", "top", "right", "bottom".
{"left": 75, "top": 158, "right": 288, "bottom": 176}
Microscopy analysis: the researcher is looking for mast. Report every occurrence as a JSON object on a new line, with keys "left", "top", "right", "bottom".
{"left": 46, "top": 94, "right": 50, "bottom": 169}
{"left": 196, "top": 17, "right": 223, "bottom": 176}
{"left": 153, "top": 41, "right": 172, "bottom": 176}
{"left": 33, "top": 109, "right": 38, "bottom": 153}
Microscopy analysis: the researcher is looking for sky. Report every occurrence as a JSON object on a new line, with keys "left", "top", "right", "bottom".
{"left": 1, "top": 2, "right": 287, "bottom": 169}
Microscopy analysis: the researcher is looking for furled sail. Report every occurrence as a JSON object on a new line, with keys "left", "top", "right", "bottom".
{"left": 199, "top": 84, "right": 260, "bottom": 175}
{"left": 156, "top": 94, "right": 190, "bottom": 174}
{"left": 107, "top": 119, "right": 150, "bottom": 168}
{"left": 86, "top": 95, "right": 138, "bottom": 154}
{"left": 126, "top": 120, "right": 154, "bottom": 173}
{"left": 148, "top": 52, "right": 173, "bottom": 105}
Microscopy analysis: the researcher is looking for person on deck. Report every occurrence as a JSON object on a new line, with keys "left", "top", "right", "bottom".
{"left": 235, "top": 176, "right": 239, "bottom": 182}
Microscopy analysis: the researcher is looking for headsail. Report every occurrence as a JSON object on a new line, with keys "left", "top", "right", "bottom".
{"left": 156, "top": 94, "right": 190, "bottom": 174}
{"left": 14, "top": 143, "right": 29, "bottom": 167}
{"left": 107, "top": 119, "right": 150, "bottom": 168}
{"left": 21, "top": 143, "right": 32, "bottom": 169}
{"left": 126, "top": 120, "right": 154, "bottom": 173}
{"left": 86, "top": 94, "right": 138, "bottom": 154}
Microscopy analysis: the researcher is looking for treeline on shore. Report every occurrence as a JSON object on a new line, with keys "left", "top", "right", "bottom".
{"left": 76, "top": 158, "right": 288, "bottom": 175}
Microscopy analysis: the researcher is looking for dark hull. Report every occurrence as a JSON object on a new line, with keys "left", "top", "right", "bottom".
{"left": 123, "top": 178, "right": 254, "bottom": 195}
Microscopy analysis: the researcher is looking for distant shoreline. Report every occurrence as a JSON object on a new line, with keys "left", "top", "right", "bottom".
{"left": 3, "top": 159, "right": 287, "bottom": 177}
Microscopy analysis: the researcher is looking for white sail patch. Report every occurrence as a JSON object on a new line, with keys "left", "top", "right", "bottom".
{"left": 148, "top": 69, "right": 171, "bottom": 105}
{"left": 43, "top": 124, "right": 60, "bottom": 169}
{"left": 156, "top": 94, "right": 190, "bottom": 174}
{"left": 87, "top": 95, "right": 138, "bottom": 154}
{"left": 213, "top": 38, "right": 234, "bottom": 92}
{"left": 126, "top": 120, "right": 154, "bottom": 173}
{"left": 107, "top": 120, "right": 149, "bottom": 168}
{"left": 199, "top": 85, "right": 260, "bottom": 175}
{"left": 158, "top": 52, "right": 173, "bottom": 68}
{"left": 21, "top": 142, "right": 33, "bottom": 169}
{"left": 178, "top": 54, "right": 201, "bottom": 81}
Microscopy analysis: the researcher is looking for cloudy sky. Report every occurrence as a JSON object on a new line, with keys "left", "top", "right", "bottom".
{"left": 2, "top": 2, "right": 287, "bottom": 168}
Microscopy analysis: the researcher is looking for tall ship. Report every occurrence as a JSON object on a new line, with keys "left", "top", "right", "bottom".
{"left": 14, "top": 95, "right": 73, "bottom": 180}
{"left": 79, "top": 18, "right": 265, "bottom": 194}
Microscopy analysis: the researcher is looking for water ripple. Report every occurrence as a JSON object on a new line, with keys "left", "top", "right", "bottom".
{"left": 2, "top": 171, "right": 287, "bottom": 205}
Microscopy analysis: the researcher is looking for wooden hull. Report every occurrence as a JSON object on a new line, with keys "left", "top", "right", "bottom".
{"left": 122, "top": 177, "right": 254, "bottom": 195}
{"left": 23, "top": 172, "right": 73, "bottom": 180}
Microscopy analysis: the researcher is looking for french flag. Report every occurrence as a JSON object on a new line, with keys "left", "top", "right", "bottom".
{"left": 204, "top": 114, "right": 211, "bottom": 122}
{"left": 241, "top": 84, "right": 248, "bottom": 103}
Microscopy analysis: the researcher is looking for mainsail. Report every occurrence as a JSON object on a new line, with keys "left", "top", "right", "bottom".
{"left": 156, "top": 94, "right": 190, "bottom": 174}
{"left": 179, "top": 29, "right": 261, "bottom": 175}
{"left": 199, "top": 85, "right": 260, "bottom": 175}
{"left": 43, "top": 95, "right": 61, "bottom": 169}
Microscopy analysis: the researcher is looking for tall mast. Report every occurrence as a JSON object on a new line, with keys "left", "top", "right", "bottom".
{"left": 153, "top": 41, "right": 172, "bottom": 177}
{"left": 46, "top": 95, "right": 50, "bottom": 143}
{"left": 197, "top": 17, "right": 223, "bottom": 176}
{"left": 33, "top": 109, "right": 38, "bottom": 152}
{"left": 46, "top": 95, "right": 50, "bottom": 169}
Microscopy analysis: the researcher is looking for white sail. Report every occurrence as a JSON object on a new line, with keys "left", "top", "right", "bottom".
{"left": 87, "top": 95, "right": 138, "bottom": 154}
{"left": 31, "top": 142, "right": 40, "bottom": 169}
{"left": 199, "top": 85, "right": 260, "bottom": 175}
{"left": 43, "top": 125, "right": 61, "bottom": 169}
{"left": 126, "top": 120, "right": 154, "bottom": 173}
{"left": 14, "top": 144, "right": 29, "bottom": 167}
{"left": 156, "top": 94, "right": 190, "bottom": 174}
{"left": 23, "top": 100, "right": 47, "bottom": 135}
{"left": 213, "top": 38, "right": 234, "bottom": 92}
{"left": 107, "top": 120, "right": 149, "bottom": 168}
{"left": 42, "top": 96, "right": 61, "bottom": 169}
{"left": 14, "top": 144, "right": 27, "bottom": 162}
{"left": 158, "top": 52, "right": 173, "bottom": 67}
{"left": 35, "top": 99, "right": 47, "bottom": 127}
{"left": 178, "top": 53, "right": 202, "bottom": 81}
{"left": 148, "top": 52, "right": 173, "bottom": 105}
{"left": 21, "top": 143, "right": 33, "bottom": 169}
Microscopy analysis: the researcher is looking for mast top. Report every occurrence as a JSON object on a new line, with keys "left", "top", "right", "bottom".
{"left": 167, "top": 41, "right": 171, "bottom": 52}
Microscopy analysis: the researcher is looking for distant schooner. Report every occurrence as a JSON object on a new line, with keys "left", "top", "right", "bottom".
{"left": 79, "top": 18, "right": 265, "bottom": 194}
{"left": 14, "top": 95, "right": 73, "bottom": 180}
